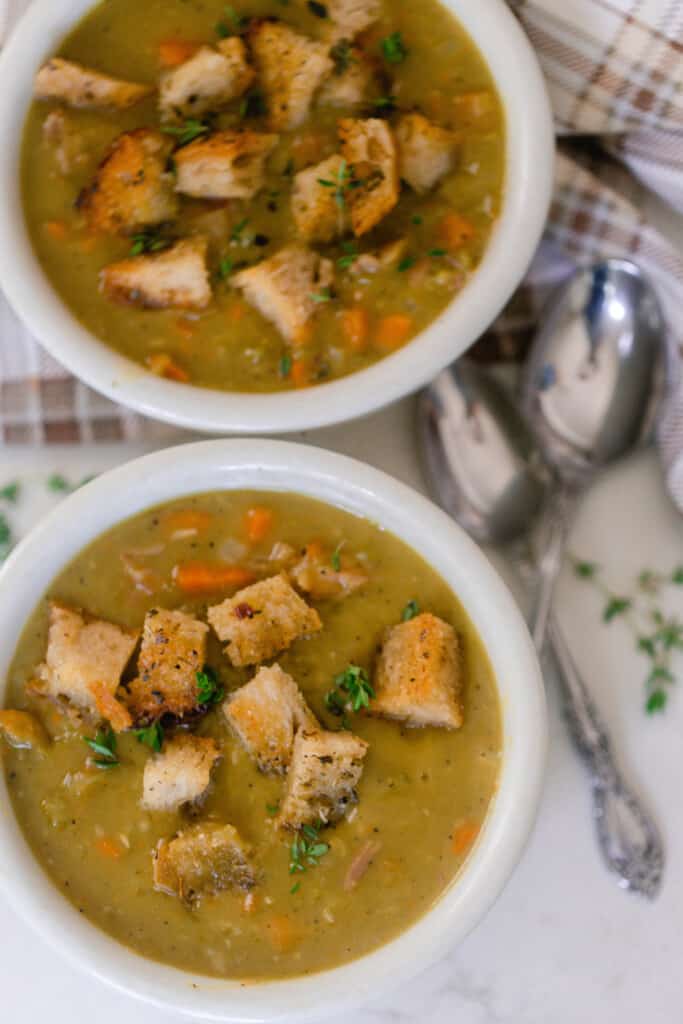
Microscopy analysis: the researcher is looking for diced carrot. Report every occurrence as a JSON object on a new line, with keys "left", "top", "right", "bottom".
{"left": 291, "top": 357, "right": 312, "bottom": 389}
{"left": 163, "top": 509, "right": 213, "bottom": 536}
{"left": 341, "top": 307, "right": 370, "bottom": 352}
{"left": 88, "top": 682, "right": 133, "bottom": 733}
{"left": 146, "top": 353, "right": 190, "bottom": 383}
{"left": 244, "top": 506, "right": 274, "bottom": 544}
{"left": 174, "top": 561, "right": 255, "bottom": 595}
{"left": 305, "top": 540, "right": 325, "bottom": 561}
{"left": 451, "top": 821, "right": 480, "bottom": 856}
{"left": 44, "top": 220, "right": 68, "bottom": 241}
{"left": 265, "top": 914, "right": 301, "bottom": 953}
{"left": 439, "top": 213, "right": 477, "bottom": 251}
{"left": 95, "top": 836, "right": 124, "bottom": 860}
{"left": 158, "top": 39, "right": 201, "bottom": 68}
{"left": 374, "top": 314, "right": 413, "bottom": 352}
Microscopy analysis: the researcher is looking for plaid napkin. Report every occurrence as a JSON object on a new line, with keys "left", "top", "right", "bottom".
{"left": 1, "top": 0, "right": 682, "bottom": 497}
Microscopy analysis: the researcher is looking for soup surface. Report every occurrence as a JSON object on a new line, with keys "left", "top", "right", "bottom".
{"left": 22, "top": 0, "right": 505, "bottom": 392}
{"left": 2, "top": 491, "right": 501, "bottom": 979}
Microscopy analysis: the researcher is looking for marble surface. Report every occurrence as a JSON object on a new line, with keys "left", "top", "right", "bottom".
{"left": 2, "top": 400, "right": 683, "bottom": 1023}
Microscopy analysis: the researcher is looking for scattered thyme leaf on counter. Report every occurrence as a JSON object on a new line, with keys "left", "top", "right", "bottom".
{"left": 672, "top": 567, "right": 683, "bottom": 585}
{"left": 47, "top": 473, "right": 70, "bottom": 492}
{"left": 133, "top": 722, "right": 164, "bottom": 752}
{"left": 402, "top": 599, "right": 420, "bottom": 621}
{"left": 84, "top": 725, "right": 119, "bottom": 769}
{"left": 196, "top": 668, "right": 225, "bottom": 706}
{"left": 0, "top": 512, "right": 12, "bottom": 562}
{"left": 289, "top": 821, "right": 330, "bottom": 876}
{"left": 326, "top": 664, "right": 374, "bottom": 716}
{"left": 0, "top": 481, "right": 20, "bottom": 503}
{"left": 603, "top": 597, "right": 631, "bottom": 622}
{"left": 381, "top": 31, "right": 407, "bottom": 65}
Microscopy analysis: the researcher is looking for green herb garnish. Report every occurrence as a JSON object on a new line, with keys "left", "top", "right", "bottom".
{"left": 398, "top": 256, "right": 416, "bottom": 273}
{"left": 311, "top": 288, "right": 332, "bottom": 304}
{"left": 162, "top": 118, "right": 211, "bottom": 147}
{"left": 330, "top": 38, "right": 354, "bottom": 75}
{"left": 289, "top": 821, "right": 330, "bottom": 875}
{"left": 0, "top": 481, "right": 20, "bottom": 503}
{"left": 279, "top": 353, "right": 292, "bottom": 378}
{"left": 402, "top": 599, "right": 420, "bottom": 621}
{"left": 325, "top": 664, "right": 374, "bottom": 716}
{"left": 130, "top": 229, "right": 170, "bottom": 257}
{"left": 381, "top": 31, "right": 407, "bottom": 64}
{"left": 429, "top": 248, "right": 447, "bottom": 258}
{"left": 266, "top": 802, "right": 279, "bottom": 816}
{"left": 331, "top": 541, "right": 343, "bottom": 572}
{"left": 412, "top": 215, "right": 423, "bottom": 225}
{"left": 337, "top": 240, "right": 358, "bottom": 269}
{"left": 196, "top": 667, "right": 225, "bottom": 706}
{"left": 239, "top": 91, "right": 266, "bottom": 119}
{"left": 219, "top": 257, "right": 234, "bottom": 280}
{"left": 230, "top": 217, "right": 250, "bottom": 242}
{"left": 290, "top": 881, "right": 301, "bottom": 894}
{"left": 133, "top": 721, "right": 164, "bottom": 752}
{"left": 84, "top": 725, "right": 119, "bottom": 769}
{"left": 372, "top": 95, "right": 397, "bottom": 113}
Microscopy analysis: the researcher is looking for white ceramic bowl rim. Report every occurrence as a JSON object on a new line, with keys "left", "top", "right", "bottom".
{"left": 0, "top": 0, "right": 554, "bottom": 434}
{"left": 0, "top": 440, "right": 547, "bottom": 1022}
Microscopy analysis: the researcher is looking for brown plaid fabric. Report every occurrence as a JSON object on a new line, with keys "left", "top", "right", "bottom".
{"left": 1, "top": 0, "right": 682, "bottom": 507}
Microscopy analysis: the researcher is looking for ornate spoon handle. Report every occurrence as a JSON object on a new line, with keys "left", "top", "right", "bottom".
{"left": 548, "top": 616, "right": 664, "bottom": 899}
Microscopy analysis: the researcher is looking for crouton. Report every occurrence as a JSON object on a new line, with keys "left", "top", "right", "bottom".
{"left": 325, "top": 0, "right": 381, "bottom": 41}
{"left": 278, "top": 729, "right": 368, "bottom": 829}
{"left": 207, "top": 573, "right": 322, "bottom": 667}
{"left": 42, "top": 110, "right": 88, "bottom": 176}
{"left": 291, "top": 154, "right": 349, "bottom": 243}
{"left": 142, "top": 733, "right": 222, "bottom": 812}
{"left": 371, "top": 612, "right": 464, "bottom": 729}
{"left": 350, "top": 237, "right": 407, "bottom": 276}
{"left": 153, "top": 822, "right": 255, "bottom": 903}
{"left": 79, "top": 129, "right": 177, "bottom": 236}
{"left": 396, "top": 112, "right": 459, "bottom": 193}
{"left": 174, "top": 130, "right": 278, "bottom": 200}
{"left": 34, "top": 58, "right": 152, "bottom": 110}
{"left": 290, "top": 546, "right": 368, "bottom": 600}
{"left": 124, "top": 608, "right": 209, "bottom": 723}
{"left": 231, "top": 245, "right": 329, "bottom": 344}
{"left": 159, "top": 39, "right": 254, "bottom": 122}
{"left": 224, "top": 664, "right": 318, "bottom": 773}
{"left": 0, "top": 709, "right": 49, "bottom": 752}
{"left": 36, "top": 602, "right": 138, "bottom": 719}
{"left": 338, "top": 118, "right": 399, "bottom": 236}
{"left": 88, "top": 681, "right": 133, "bottom": 733}
{"left": 249, "top": 20, "right": 333, "bottom": 131}
{"left": 100, "top": 237, "right": 211, "bottom": 311}
{"left": 318, "top": 45, "right": 374, "bottom": 108}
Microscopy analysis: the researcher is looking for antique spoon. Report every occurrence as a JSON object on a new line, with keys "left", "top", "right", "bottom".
{"left": 417, "top": 261, "right": 667, "bottom": 897}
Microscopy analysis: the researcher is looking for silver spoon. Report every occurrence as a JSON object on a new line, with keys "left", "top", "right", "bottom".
{"left": 417, "top": 261, "right": 666, "bottom": 898}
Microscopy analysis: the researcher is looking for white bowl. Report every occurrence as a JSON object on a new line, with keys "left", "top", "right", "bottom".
{"left": 0, "top": 439, "right": 546, "bottom": 1021}
{"left": 0, "top": 0, "right": 554, "bottom": 435}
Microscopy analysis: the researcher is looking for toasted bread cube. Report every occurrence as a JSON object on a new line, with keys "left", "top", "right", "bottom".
{"left": 153, "top": 822, "right": 255, "bottom": 903}
{"left": 124, "top": 608, "right": 209, "bottom": 723}
{"left": 338, "top": 118, "right": 399, "bottom": 236}
{"left": 249, "top": 20, "right": 333, "bottom": 131}
{"left": 290, "top": 546, "right": 367, "bottom": 600}
{"left": 36, "top": 602, "right": 138, "bottom": 718}
{"left": 34, "top": 58, "right": 152, "bottom": 110}
{"left": 80, "top": 129, "right": 177, "bottom": 236}
{"left": 42, "top": 110, "right": 88, "bottom": 176}
{"left": 232, "top": 245, "right": 328, "bottom": 343}
{"left": 291, "top": 154, "right": 349, "bottom": 243}
{"left": 319, "top": 46, "right": 374, "bottom": 108}
{"left": 224, "top": 664, "right": 318, "bottom": 774}
{"left": 159, "top": 39, "right": 254, "bottom": 122}
{"left": 278, "top": 729, "right": 368, "bottom": 829}
{"left": 325, "top": 0, "right": 381, "bottom": 41}
{"left": 142, "top": 734, "right": 222, "bottom": 812}
{"left": 208, "top": 573, "right": 322, "bottom": 667}
{"left": 396, "top": 113, "right": 458, "bottom": 193}
{"left": 100, "top": 237, "right": 211, "bottom": 311}
{"left": 175, "top": 130, "right": 278, "bottom": 200}
{"left": 0, "top": 710, "right": 50, "bottom": 752}
{"left": 372, "top": 613, "right": 463, "bottom": 729}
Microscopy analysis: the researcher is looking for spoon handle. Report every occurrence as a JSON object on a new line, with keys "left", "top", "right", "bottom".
{"left": 529, "top": 485, "right": 578, "bottom": 649}
{"left": 548, "top": 616, "right": 664, "bottom": 899}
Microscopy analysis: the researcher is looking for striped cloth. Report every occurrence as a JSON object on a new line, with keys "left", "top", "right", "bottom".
{"left": 1, "top": 0, "right": 682, "bottom": 508}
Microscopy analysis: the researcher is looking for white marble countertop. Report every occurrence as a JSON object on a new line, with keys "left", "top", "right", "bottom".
{"left": 2, "top": 400, "right": 683, "bottom": 1024}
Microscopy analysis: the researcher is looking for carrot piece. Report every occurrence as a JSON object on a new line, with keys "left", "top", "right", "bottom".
{"left": 158, "top": 39, "right": 201, "bottom": 68}
{"left": 439, "top": 213, "right": 477, "bottom": 251}
{"left": 88, "top": 682, "right": 133, "bottom": 733}
{"left": 146, "top": 353, "right": 190, "bottom": 383}
{"left": 44, "top": 220, "right": 68, "bottom": 240}
{"left": 265, "top": 914, "right": 301, "bottom": 953}
{"left": 291, "top": 357, "right": 312, "bottom": 389}
{"left": 163, "top": 509, "right": 213, "bottom": 536}
{"left": 374, "top": 314, "right": 413, "bottom": 352}
{"left": 95, "top": 836, "right": 124, "bottom": 860}
{"left": 304, "top": 539, "right": 325, "bottom": 561}
{"left": 341, "top": 307, "right": 370, "bottom": 352}
{"left": 244, "top": 506, "right": 274, "bottom": 544}
{"left": 174, "top": 561, "right": 255, "bottom": 595}
{"left": 451, "top": 821, "right": 480, "bottom": 856}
